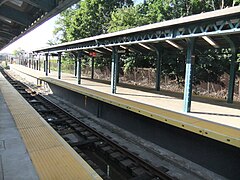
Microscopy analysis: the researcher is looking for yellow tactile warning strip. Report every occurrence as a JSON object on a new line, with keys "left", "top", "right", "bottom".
{"left": 0, "top": 73, "right": 102, "bottom": 180}
{"left": 41, "top": 77, "right": 240, "bottom": 148}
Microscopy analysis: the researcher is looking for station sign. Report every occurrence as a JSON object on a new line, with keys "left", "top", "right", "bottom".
{"left": 89, "top": 52, "right": 97, "bottom": 57}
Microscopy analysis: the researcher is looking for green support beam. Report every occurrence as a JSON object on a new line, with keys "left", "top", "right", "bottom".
{"left": 223, "top": 36, "right": 237, "bottom": 103}
{"left": 36, "top": 58, "right": 39, "bottom": 70}
{"left": 153, "top": 46, "right": 163, "bottom": 91}
{"left": 48, "top": 55, "right": 51, "bottom": 74}
{"left": 57, "top": 52, "right": 62, "bottom": 79}
{"left": 228, "top": 49, "right": 237, "bottom": 103}
{"left": 38, "top": 55, "right": 41, "bottom": 71}
{"left": 77, "top": 51, "right": 82, "bottom": 84}
{"left": 45, "top": 53, "right": 48, "bottom": 76}
{"left": 43, "top": 60, "right": 45, "bottom": 72}
{"left": 116, "top": 55, "right": 120, "bottom": 84}
{"left": 74, "top": 55, "right": 77, "bottom": 77}
{"left": 111, "top": 47, "right": 118, "bottom": 94}
{"left": 183, "top": 38, "right": 195, "bottom": 113}
{"left": 91, "top": 57, "right": 94, "bottom": 79}
{"left": 0, "top": 5, "right": 32, "bottom": 26}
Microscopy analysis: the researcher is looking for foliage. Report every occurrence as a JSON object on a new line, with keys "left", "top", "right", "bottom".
{"left": 54, "top": 0, "right": 133, "bottom": 42}
{"left": 13, "top": 48, "right": 25, "bottom": 56}
{"left": 50, "top": 0, "right": 240, "bottom": 87}
{"left": 108, "top": 5, "right": 149, "bottom": 32}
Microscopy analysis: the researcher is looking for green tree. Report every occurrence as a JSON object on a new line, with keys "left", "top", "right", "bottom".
{"left": 53, "top": 7, "right": 78, "bottom": 43}
{"left": 108, "top": 5, "right": 149, "bottom": 32}
{"left": 53, "top": 0, "right": 133, "bottom": 42}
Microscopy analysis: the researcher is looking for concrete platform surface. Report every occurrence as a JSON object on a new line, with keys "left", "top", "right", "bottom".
{"left": 0, "top": 87, "right": 39, "bottom": 180}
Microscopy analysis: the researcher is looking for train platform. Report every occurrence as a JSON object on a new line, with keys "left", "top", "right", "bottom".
{"left": 9, "top": 64, "right": 240, "bottom": 148}
{"left": 0, "top": 69, "right": 102, "bottom": 179}
{"left": 0, "top": 77, "right": 38, "bottom": 180}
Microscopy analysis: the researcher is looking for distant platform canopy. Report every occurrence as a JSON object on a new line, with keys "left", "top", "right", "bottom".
{"left": 0, "top": 0, "right": 80, "bottom": 51}
{"left": 33, "top": 6, "right": 240, "bottom": 54}
{"left": 32, "top": 6, "right": 240, "bottom": 113}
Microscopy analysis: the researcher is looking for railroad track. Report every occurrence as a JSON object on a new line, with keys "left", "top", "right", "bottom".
{"left": 1, "top": 69, "right": 172, "bottom": 180}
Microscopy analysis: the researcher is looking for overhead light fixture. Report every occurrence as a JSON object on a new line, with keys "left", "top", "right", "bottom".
{"left": 138, "top": 43, "right": 155, "bottom": 51}
{"left": 93, "top": 49, "right": 104, "bottom": 53}
{"left": 84, "top": 50, "right": 89, "bottom": 54}
{"left": 120, "top": 45, "right": 134, "bottom": 52}
{"left": 120, "top": 45, "right": 128, "bottom": 49}
{"left": 165, "top": 40, "right": 183, "bottom": 50}
{"left": 202, "top": 36, "right": 219, "bottom": 48}
{"left": 0, "top": 17, "right": 11, "bottom": 24}
{"left": 9, "top": 0, "right": 23, "bottom": 7}
{"left": 103, "top": 47, "right": 112, "bottom": 52}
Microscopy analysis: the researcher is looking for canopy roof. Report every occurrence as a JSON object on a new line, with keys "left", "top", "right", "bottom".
{"left": 0, "top": 0, "right": 79, "bottom": 51}
{"left": 33, "top": 6, "right": 240, "bottom": 55}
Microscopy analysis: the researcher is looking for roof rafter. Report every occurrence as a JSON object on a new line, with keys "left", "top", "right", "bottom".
{"left": 0, "top": 33, "right": 12, "bottom": 41}
{"left": 0, "top": 0, "right": 8, "bottom": 6}
{"left": 22, "top": 0, "right": 55, "bottom": 12}
{"left": 0, "top": 4, "right": 32, "bottom": 26}
{"left": 0, "top": 30, "right": 15, "bottom": 38}
{"left": 33, "top": 6, "right": 240, "bottom": 54}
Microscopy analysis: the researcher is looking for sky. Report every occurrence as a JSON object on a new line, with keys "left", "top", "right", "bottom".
{"left": 0, "top": 0, "right": 144, "bottom": 54}
{"left": 0, "top": 15, "right": 58, "bottom": 54}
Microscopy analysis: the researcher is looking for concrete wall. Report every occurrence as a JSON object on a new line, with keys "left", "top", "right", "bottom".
{"left": 48, "top": 82, "right": 240, "bottom": 179}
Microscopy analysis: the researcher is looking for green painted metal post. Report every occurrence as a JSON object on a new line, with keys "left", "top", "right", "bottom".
{"left": 156, "top": 48, "right": 162, "bottom": 91}
{"left": 227, "top": 48, "right": 237, "bottom": 103}
{"left": 91, "top": 57, "right": 94, "bottom": 79}
{"left": 77, "top": 52, "right": 82, "bottom": 84}
{"left": 223, "top": 36, "right": 237, "bottom": 103}
{"left": 48, "top": 55, "right": 51, "bottom": 74}
{"left": 39, "top": 56, "right": 41, "bottom": 71}
{"left": 43, "top": 60, "right": 45, "bottom": 72}
{"left": 74, "top": 57, "right": 77, "bottom": 77}
{"left": 45, "top": 53, "right": 48, "bottom": 76}
{"left": 183, "top": 38, "right": 195, "bottom": 113}
{"left": 57, "top": 52, "right": 62, "bottom": 79}
{"left": 111, "top": 47, "right": 118, "bottom": 94}
{"left": 116, "top": 55, "right": 120, "bottom": 84}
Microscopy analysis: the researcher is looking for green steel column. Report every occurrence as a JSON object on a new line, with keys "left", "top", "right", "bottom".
{"left": 58, "top": 52, "right": 62, "bottom": 79}
{"left": 39, "top": 56, "right": 41, "bottom": 71}
{"left": 116, "top": 55, "right": 120, "bottom": 84}
{"left": 77, "top": 52, "right": 82, "bottom": 84}
{"left": 48, "top": 55, "right": 51, "bottom": 74}
{"left": 36, "top": 59, "right": 38, "bottom": 70}
{"left": 156, "top": 48, "right": 163, "bottom": 91}
{"left": 43, "top": 60, "right": 45, "bottom": 72}
{"left": 223, "top": 36, "right": 237, "bottom": 103}
{"left": 183, "top": 38, "right": 195, "bottom": 113}
{"left": 45, "top": 53, "right": 48, "bottom": 76}
{"left": 74, "top": 56, "right": 77, "bottom": 77}
{"left": 111, "top": 47, "right": 118, "bottom": 94}
{"left": 227, "top": 47, "right": 237, "bottom": 103}
{"left": 91, "top": 57, "right": 94, "bottom": 79}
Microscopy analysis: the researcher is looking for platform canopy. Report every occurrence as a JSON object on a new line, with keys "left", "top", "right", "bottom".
{"left": 0, "top": 0, "right": 80, "bottom": 51}
{"left": 33, "top": 6, "right": 240, "bottom": 113}
{"left": 33, "top": 6, "right": 240, "bottom": 54}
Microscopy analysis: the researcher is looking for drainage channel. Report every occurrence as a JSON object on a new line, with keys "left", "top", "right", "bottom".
{"left": 2, "top": 69, "right": 172, "bottom": 180}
